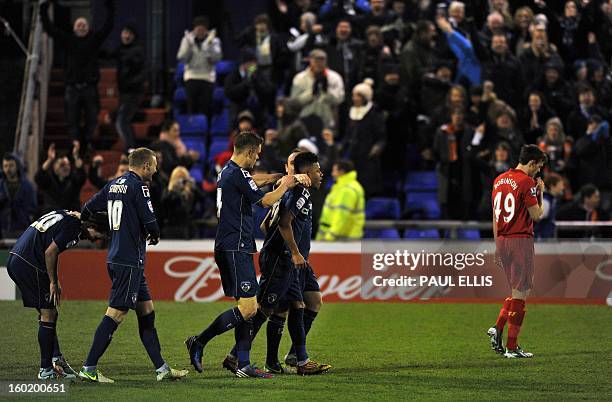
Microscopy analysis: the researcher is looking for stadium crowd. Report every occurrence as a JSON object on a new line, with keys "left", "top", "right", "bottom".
{"left": 2, "top": 0, "right": 612, "bottom": 240}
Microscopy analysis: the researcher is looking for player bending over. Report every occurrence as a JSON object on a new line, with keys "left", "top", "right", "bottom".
{"left": 185, "top": 131, "right": 309, "bottom": 378}
{"left": 79, "top": 148, "right": 188, "bottom": 382}
{"left": 488, "top": 145, "right": 547, "bottom": 358}
{"left": 223, "top": 152, "right": 331, "bottom": 375}
{"left": 7, "top": 210, "right": 107, "bottom": 379}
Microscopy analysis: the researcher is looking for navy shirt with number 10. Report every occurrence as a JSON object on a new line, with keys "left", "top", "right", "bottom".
{"left": 83, "top": 171, "right": 159, "bottom": 268}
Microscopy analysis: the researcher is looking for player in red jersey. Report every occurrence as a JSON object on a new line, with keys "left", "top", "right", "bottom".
{"left": 488, "top": 145, "right": 547, "bottom": 358}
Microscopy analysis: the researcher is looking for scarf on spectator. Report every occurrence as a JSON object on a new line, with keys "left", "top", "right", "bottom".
{"left": 349, "top": 101, "right": 372, "bottom": 121}
{"left": 442, "top": 124, "right": 459, "bottom": 162}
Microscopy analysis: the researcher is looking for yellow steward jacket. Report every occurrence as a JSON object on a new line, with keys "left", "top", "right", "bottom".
{"left": 316, "top": 171, "right": 365, "bottom": 241}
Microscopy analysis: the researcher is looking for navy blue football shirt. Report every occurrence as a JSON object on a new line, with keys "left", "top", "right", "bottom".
{"left": 262, "top": 184, "right": 313, "bottom": 259}
{"left": 215, "top": 160, "right": 265, "bottom": 253}
{"left": 82, "top": 171, "right": 159, "bottom": 268}
{"left": 10, "top": 210, "right": 81, "bottom": 272}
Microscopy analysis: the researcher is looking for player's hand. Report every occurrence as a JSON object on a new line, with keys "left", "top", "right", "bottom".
{"left": 292, "top": 253, "right": 308, "bottom": 269}
{"left": 47, "top": 143, "right": 56, "bottom": 162}
{"left": 50, "top": 282, "right": 61, "bottom": 307}
{"left": 280, "top": 175, "right": 297, "bottom": 189}
{"left": 147, "top": 235, "right": 160, "bottom": 245}
{"left": 536, "top": 177, "right": 545, "bottom": 193}
{"left": 294, "top": 174, "right": 311, "bottom": 187}
{"left": 66, "top": 210, "right": 81, "bottom": 219}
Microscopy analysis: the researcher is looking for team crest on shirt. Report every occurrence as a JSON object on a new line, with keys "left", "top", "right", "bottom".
{"left": 131, "top": 292, "right": 138, "bottom": 305}
{"left": 241, "top": 281, "right": 252, "bottom": 292}
{"left": 530, "top": 187, "right": 537, "bottom": 197}
{"left": 249, "top": 179, "right": 258, "bottom": 191}
{"left": 267, "top": 293, "right": 277, "bottom": 304}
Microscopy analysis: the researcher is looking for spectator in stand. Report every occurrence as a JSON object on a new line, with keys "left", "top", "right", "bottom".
{"left": 357, "top": 0, "right": 396, "bottom": 42}
{"left": 161, "top": 166, "right": 206, "bottom": 239}
{"left": 261, "top": 99, "right": 309, "bottom": 172}
{"left": 287, "top": 12, "right": 327, "bottom": 78}
{"left": 519, "top": 90, "right": 555, "bottom": 145}
{"left": 0, "top": 153, "right": 37, "bottom": 238}
{"left": 268, "top": 0, "right": 319, "bottom": 33}
{"left": 538, "top": 117, "right": 573, "bottom": 175}
{"left": 432, "top": 106, "right": 474, "bottom": 219}
{"left": 574, "top": 116, "right": 612, "bottom": 204}
{"left": 238, "top": 14, "right": 289, "bottom": 85}
{"left": 566, "top": 84, "right": 608, "bottom": 139}
{"left": 358, "top": 25, "right": 393, "bottom": 85}
{"left": 224, "top": 48, "right": 276, "bottom": 129}
{"left": 587, "top": 57, "right": 612, "bottom": 109}
{"left": 35, "top": 142, "right": 86, "bottom": 213}
{"left": 40, "top": 0, "right": 114, "bottom": 152}
{"left": 399, "top": 20, "right": 437, "bottom": 98}
{"left": 519, "top": 23, "right": 563, "bottom": 89}
{"left": 532, "top": 61, "right": 575, "bottom": 120}
{"left": 177, "top": 16, "right": 222, "bottom": 116}
{"left": 512, "top": 6, "right": 534, "bottom": 55}
{"left": 420, "top": 62, "right": 454, "bottom": 119}
{"left": 476, "top": 141, "right": 513, "bottom": 220}
{"left": 488, "top": 0, "right": 513, "bottom": 27}
{"left": 437, "top": 15, "right": 481, "bottom": 88}
{"left": 88, "top": 154, "right": 129, "bottom": 189}
{"left": 324, "top": 19, "right": 364, "bottom": 96}
{"left": 149, "top": 120, "right": 199, "bottom": 176}
{"left": 557, "top": 184, "right": 610, "bottom": 238}
{"left": 110, "top": 24, "right": 146, "bottom": 151}
{"left": 534, "top": 173, "right": 565, "bottom": 239}
{"left": 290, "top": 49, "right": 345, "bottom": 130}
{"left": 342, "top": 79, "right": 386, "bottom": 198}
{"left": 316, "top": 159, "right": 365, "bottom": 241}
{"left": 482, "top": 32, "right": 523, "bottom": 111}
{"left": 318, "top": 0, "right": 371, "bottom": 33}
{"left": 489, "top": 106, "right": 525, "bottom": 156}
{"left": 479, "top": 11, "right": 509, "bottom": 50}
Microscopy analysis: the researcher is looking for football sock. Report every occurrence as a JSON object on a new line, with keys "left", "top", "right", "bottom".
{"left": 84, "top": 315, "right": 119, "bottom": 368}
{"left": 137, "top": 311, "right": 165, "bottom": 369}
{"left": 234, "top": 319, "right": 254, "bottom": 369}
{"left": 287, "top": 308, "right": 308, "bottom": 364}
{"left": 288, "top": 309, "right": 317, "bottom": 355}
{"left": 266, "top": 314, "right": 286, "bottom": 365}
{"left": 507, "top": 299, "right": 526, "bottom": 350}
{"left": 38, "top": 321, "right": 56, "bottom": 369}
{"left": 52, "top": 334, "right": 62, "bottom": 359}
{"left": 196, "top": 307, "right": 244, "bottom": 346}
{"left": 495, "top": 297, "right": 512, "bottom": 331}
{"left": 229, "top": 309, "right": 267, "bottom": 358}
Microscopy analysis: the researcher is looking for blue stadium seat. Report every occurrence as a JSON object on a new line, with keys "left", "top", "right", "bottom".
{"left": 182, "top": 137, "right": 206, "bottom": 162}
{"left": 364, "top": 229, "right": 401, "bottom": 239}
{"left": 175, "top": 63, "right": 185, "bottom": 86}
{"left": 208, "top": 138, "right": 229, "bottom": 162}
{"left": 176, "top": 114, "right": 208, "bottom": 136}
{"left": 404, "top": 171, "right": 438, "bottom": 191}
{"left": 189, "top": 164, "right": 203, "bottom": 183}
{"left": 366, "top": 197, "right": 400, "bottom": 219}
{"left": 403, "top": 229, "right": 440, "bottom": 239}
{"left": 211, "top": 108, "right": 230, "bottom": 136}
{"left": 215, "top": 60, "right": 238, "bottom": 83}
{"left": 405, "top": 192, "right": 441, "bottom": 219}
{"left": 173, "top": 87, "right": 187, "bottom": 115}
{"left": 212, "top": 86, "right": 228, "bottom": 108}
{"left": 457, "top": 229, "right": 481, "bottom": 240}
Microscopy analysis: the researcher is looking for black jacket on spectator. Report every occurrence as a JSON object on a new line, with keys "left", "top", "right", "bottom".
{"left": 40, "top": 0, "right": 114, "bottom": 84}
{"left": 556, "top": 202, "right": 611, "bottom": 238}
{"left": 0, "top": 156, "right": 37, "bottom": 238}
{"left": 519, "top": 104, "right": 555, "bottom": 145}
{"left": 574, "top": 131, "right": 612, "bottom": 191}
{"left": 566, "top": 106, "right": 609, "bottom": 139}
{"left": 34, "top": 166, "right": 86, "bottom": 213}
{"left": 149, "top": 140, "right": 194, "bottom": 176}
{"left": 224, "top": 68, "right": 276, "bottom": 128}
{"left": 532, "top": 78, "right": 575, "bottom": 121}
{"left": 161, "top": 186, "right": 206, "bottom": 239}
{"left": 114, "top": 40, "right": 146, "bottom": 94}
{"left": 519, "top": 48, "right": 563, "bottom": 90}
{"left": 482, "top": 52, "right": 523, "bottom": 110}
{"left": 324, "top": 36, "right": 364, "bottom": 92}
{"left": 343, "top": 105, "right": 386, "bottom": 197}
{"left": 237, "top": 27, "right": 290, "bottom": 84}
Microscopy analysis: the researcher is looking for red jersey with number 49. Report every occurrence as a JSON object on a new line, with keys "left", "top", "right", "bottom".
{"left": 492, "top": 168, "right": 538, "bottom": 237}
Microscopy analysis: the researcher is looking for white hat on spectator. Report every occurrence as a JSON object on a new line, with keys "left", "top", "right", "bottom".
{"left": 352, "top": 78, "right": 374, "bottom": 103}
{"left": 298, "top": 138, "right": 319, "bottom": 155}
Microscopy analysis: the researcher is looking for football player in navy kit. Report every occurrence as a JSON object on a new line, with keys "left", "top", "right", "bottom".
{"left": 185, "top": 131, "right": 309, "bottom": 378}
{"left": 78, "top": 148, "right": 188, "bottom": 382}
{"left": 225, "top": 152, "right": 330, "bottom": 375}
{"left": 7, "top": 210, "right": 107, "bottom": 379}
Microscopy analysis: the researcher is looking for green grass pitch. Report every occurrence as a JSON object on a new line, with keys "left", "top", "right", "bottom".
{"left": 0, "top": 301, "right": 610, "bottom": 401}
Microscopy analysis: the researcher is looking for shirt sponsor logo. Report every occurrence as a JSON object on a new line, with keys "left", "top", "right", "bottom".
{"left": 296, "top": 197, "right": 306, "bottom": 210}
{"left": 249, "top": 179, "right": 258, "bottom": 191}
{"left": 147, "top": 200, "right": 154, "bottom": 213}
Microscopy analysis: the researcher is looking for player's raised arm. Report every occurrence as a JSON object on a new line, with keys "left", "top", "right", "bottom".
{"left": 259, "top": 175, "right": 298, "bottom": 208}
{"left": 81, "top": 184, "right": 109, "bottom": 221}
{"left": 252, "top": 172, "right": 283, "bottom": 187}
{"left": 527, "top": 178, "right": 545, "bottom": 222}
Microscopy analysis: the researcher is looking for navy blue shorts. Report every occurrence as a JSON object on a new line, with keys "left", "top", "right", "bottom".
{"left": 258, "top": 250, "right": 303, "bottom": 308}
{"left": 6, "top": 254, "right": 54, "bottom": 310}
{"left": 300, "top": 265, "right": 320, "bottom": 293}
{"left": 107, "top": 263, "right": 151, "bottom": 311}
{"left": 214, "top": 250, "right": 258, "bottom": 299}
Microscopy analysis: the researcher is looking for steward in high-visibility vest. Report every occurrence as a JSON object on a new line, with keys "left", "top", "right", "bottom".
{"left": 316, "top": 161, "right": 365, "bottom": 241}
